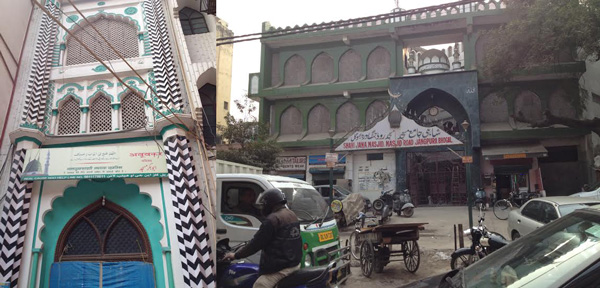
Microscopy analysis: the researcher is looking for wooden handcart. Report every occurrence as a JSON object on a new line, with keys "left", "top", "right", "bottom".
{"left": 355, "top": 222, "right": 427, "bottom": 277}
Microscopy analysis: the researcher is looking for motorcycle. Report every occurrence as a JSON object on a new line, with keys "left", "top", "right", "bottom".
{"left": 450, "top": 213, "right": 509, "bottom": 270}
{"left": 372, "top": 189, "right": 415, "bottom": 219}
{"left": 473, "top": 188, "right": 487, "bottom": 211}
{"left": 371, "top": 189, "right": 394, "bottom": 223}
{"left": 217, "top": 239, "right": 337, "bottom": 288}
{"left": 394, "top": 189, "right": 415, "bottom": 217}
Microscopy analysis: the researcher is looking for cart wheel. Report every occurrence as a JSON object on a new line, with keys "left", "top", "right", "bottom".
{"left": 403, "top": 240, "right": 420, "bottom": 273}
{"left": 348, "top": 231, "right": 361, "bottom": 260}
{"left": 360, "top": 241, "right": 375, "bottom": 277}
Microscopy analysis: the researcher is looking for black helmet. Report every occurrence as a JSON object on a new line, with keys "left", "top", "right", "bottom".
{"left": 256, "top": 188, "right": 287, "bottom": 215}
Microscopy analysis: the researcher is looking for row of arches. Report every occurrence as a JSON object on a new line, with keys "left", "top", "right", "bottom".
{"left": 278, "top": 100, "right": 388, "bottom": 136}
{"left": 277, "top": 46, "right": 391, "bottom": 86}
{"left": 480, "top": 90, "right": 576, "bottom": 123}
{"left": 56, "top": 91, "right": 147, "bottom": 135}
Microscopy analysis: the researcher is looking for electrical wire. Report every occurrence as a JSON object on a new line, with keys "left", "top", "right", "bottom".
{"left": 217, "top": 0, "right": 486, "bottom": 45}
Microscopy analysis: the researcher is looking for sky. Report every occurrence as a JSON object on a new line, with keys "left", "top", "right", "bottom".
{"left": 218, "top": 0, "right": 454, "bottom": 119}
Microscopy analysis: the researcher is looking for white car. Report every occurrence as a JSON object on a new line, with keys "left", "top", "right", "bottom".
{"left": 507, "top": 196, "right": 600, "bottom": 240}
{"left": 570, "top": 187, "right": 600, "bottom": 199}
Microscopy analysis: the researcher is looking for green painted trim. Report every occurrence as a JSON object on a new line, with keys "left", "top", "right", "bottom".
{"left": 15, "top": 136, "right": 42, "bottom": 147}
{"left": 56, "top": 92, "right": 83, "bottom": 106}
{"left": 159, "top": 178, "right": 175, "bottom": 288}
{"left": 117, "top": 84, "right": 146, "bottom": 100}
{"left": 87, "top": 89, "right": 115, "bottom": 104}
{"left": 112, "top": 103, "right": 121, "bottom": 110}
{"left": 29, "top": 181, "right": 44, "bottom": 288}
{"left": 254, "top": 78, "right": 388, "bottom": 100}
{"left": 57, "top": 83, "right": 84, "bottom": 93}
{"left": 87, "top": 80, "right": 114, "bottom": 90}
{"left": 92, "top": 65, "right": 107, "bottom": 72}
{"left": 29, "top": 249, "right": 42, "bottom": 288}
{"left": 23, "top": 173, "right": 168, "bottom": 181}
{"left": 481, "top": 127, "right": 589, "bottom": 141}
{"left": 125, "top": 7, "right": 138, "bottom": 15}
{"left": 81, "top": 107, "right": 89, "bottom": 113}
{"left": 39, "top": 179, "right": 166, "bottom": 288}
{"left": 42, "top": 136, "right": 155, "bottom": 148}
{"left": 97, "top": 1, "right": 105, "bottom": 5}
{"left": 160, "top": 124, "right": 189, "bottom": 137}
{"left": 117, "top": 76, "right": 145, "bottom": 87}
{"left": 51, "top": 109, "right": 58, "bottom": 116}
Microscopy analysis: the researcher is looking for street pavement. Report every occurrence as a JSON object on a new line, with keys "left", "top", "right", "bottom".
{"left": 338, "top": 205, "right": 509, "bottom": 288}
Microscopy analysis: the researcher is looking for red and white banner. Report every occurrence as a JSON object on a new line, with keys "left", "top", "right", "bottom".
{"left": 336, "top": 115, "right": 463, "bottom": 151}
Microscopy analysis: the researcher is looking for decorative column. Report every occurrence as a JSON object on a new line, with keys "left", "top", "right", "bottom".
{"left": 111, "top": 104, "right": 120, "bottom": 131}
{"left": 0, "top": 138, "right": 39, "bottom": 287}
{"left": 80, "top": 107, "right": 89, "bottom": 133}
{"left": 162, "top": 127, "right": 215, "bottom": 288}
{"left": 49, "top": 109, "right": 58, "bottom": 134}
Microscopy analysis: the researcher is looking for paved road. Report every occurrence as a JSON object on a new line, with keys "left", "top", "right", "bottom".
{"left": 338, "top": 205, "right": 510, "bottom": 288}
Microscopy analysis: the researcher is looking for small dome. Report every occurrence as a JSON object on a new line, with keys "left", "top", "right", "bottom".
{"left": 418, "top": 49, "right": 450, "bottom": 74}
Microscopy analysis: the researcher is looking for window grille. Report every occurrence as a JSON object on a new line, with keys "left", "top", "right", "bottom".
{"left": 179, "top": 7, "right": 209, "bottom": 35}
{"left": 56, "top": 200, "right": 151, "bottom": 262}
{"left": 57, "top": 98, "right": 81, "bottom": 135}
{"left": 66, "top": 17, "right": 139, "bottom": 66}
{"left": 121, "top": 92, "right": 146, "bottom": 130}
{"left": 89, "top": 95, "right": 112, "bottom": 132}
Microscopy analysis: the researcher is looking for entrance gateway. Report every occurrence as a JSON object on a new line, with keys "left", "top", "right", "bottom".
{"left": 337, "top": 71, "right": 482, "bottom": 205}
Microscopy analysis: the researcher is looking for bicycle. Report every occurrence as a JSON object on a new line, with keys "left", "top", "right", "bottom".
{"left": 348, "top": 212, "right": 378, "bottom": 259}
{"left": 493, "top": 191, "right": 539, "bottom": 220}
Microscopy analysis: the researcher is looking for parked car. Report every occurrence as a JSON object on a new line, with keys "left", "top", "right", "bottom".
{"left": 314, "top": 185, "right": 352, "bottom": 203}
{"left": 570, "top": 186, "right": 600, "bottom": 199}
{"left": 507, "top": 196, "right": 600, "bottom": 240}
{"left": 432, "top": 204, "right": 600, "bottom": 288}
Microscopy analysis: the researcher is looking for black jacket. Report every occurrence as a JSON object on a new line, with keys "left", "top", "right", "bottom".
{"left": 234, "top": 205, "right": 302, "bottom": 275}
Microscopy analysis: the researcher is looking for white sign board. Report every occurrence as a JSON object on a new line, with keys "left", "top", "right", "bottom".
{"left": 336, "top": 115, "right": 463, "bottom": 151}
{"left": 276, "top": 156, "right": 306, "bottom": 171}
{"left": 325, "top": 153, "right": 338, "bottom": 163}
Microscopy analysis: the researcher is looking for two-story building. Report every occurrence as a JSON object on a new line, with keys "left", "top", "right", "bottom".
{"left": 248, "top": 0, "right": 597, "bottom": 204}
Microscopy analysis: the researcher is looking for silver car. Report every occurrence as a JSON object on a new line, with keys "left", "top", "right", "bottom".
{"left": 507, "top": 196, "right": 600, "bottom": 240}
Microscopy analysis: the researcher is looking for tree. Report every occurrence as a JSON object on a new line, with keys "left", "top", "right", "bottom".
{"left": 217, "top": 95, "right": 282, "bottom": 171}
{"left": 481, "top": 0, "right": 600, "bottom": 136}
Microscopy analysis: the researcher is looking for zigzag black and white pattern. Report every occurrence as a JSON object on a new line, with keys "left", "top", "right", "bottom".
{"left": 164, "top": 135, "right": 215, "bottom": 288}
{"left": 0, "top": 149, "right": 33, "bottom": 287}
{"left": 143, "top": 0, "right": 183, "bottom": 113}
{"left": 21, "top": 1, "right": 59, "bottom": 128}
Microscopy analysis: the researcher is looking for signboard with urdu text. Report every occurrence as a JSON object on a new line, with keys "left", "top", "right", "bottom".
{"left": 336, "top": 115, "right": 463, "bottom": 151}
{"left": 22, "top": 146, "right": 168, "bottom": 180}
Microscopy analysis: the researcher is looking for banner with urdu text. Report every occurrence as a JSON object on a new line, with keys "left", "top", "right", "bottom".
{"left": 336, "top": 115, "right": 463, "bottom": 151}
{"left": 22, "top": 146, "right": 168, "bottom": 180}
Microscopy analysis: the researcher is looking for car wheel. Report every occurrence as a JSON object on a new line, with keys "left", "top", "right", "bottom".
{"left": 512, "top": 231, "right": 521, "bottom": 241}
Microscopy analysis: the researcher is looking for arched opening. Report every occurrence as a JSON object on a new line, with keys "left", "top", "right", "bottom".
{"left": 307, "top": 104, "right": 330, "bottom": 134}
{"left": 89, "top": 93, "right": 112, "bottom": 133}
{"left": 280, "top": 106, "right": 302, "bottom": 135}
{"left": 283, "top": 55, "right": 306, "bottom": 86}
{"left": 57, "top": 96, "right": 81, "bottom": 135}
{"left": 55, "top": 199, "right": 152, "bottom": 262}
{"left": 121, "top": 90, "right": 147, "bottom": 130}
{"left": 66, "top": 15, "right": 139, "bottom": 66}
{"left": 179, "top": 7, "right": 209, "bottom": 35}
{"left": 405, "top": 89, "right": 469, "bottom": 205}
{"left": 50, "top": 198, "right": 155, "bottom": 287}
{"left": 311, "top": 52, "right": 334, "bottom": 84}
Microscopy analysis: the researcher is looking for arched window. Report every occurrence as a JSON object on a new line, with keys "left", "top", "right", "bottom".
{"left": 366, "top": 47, "right": 391, "bottom": 80}
{"left": 336, "top": 102, "right": 360, "bottom": 132}
{"left": 55, "top": 199, "right": 152, "bottom": 262}
{"left": 339, "top": 49, "right": 361, "bottom": 82}
{"left": 284, "top": 55, "right": 306, "bottom": 86}
{"left": 307, "top": 104, "right": 330, "bottom": 134}
{"left": 514, "top": 91, "right": 543, "bottom": 122}
{"left": 366, "top": 100, "right": 387, "bottom": 126}
{"left": 57, "top": 97, "right": 81, "bottom": 135}
{"left": 311, "top": 53, "right": 333, "bottom": 84}
{"left": 66, "top": 16, "right": 139, "bottom": 66}
{"left": 179, "top": 7, "right": 209, "bottom": 35}
{"left": 280, "top": 106, "right": 302, "bottom": 135}
{"left": 89, "top": 94, "right": 112, "bottom": 132}
{"left": 121, "top": 92, "right": 147, "bottom": 130}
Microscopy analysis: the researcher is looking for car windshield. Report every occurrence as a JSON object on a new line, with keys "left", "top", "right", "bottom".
{"left": 335, "top": 186, "right": 352, "bottom": 196}
{"left": 270, "top": 181, "right": 332, "bottom": 222}
{"left": 458, "top": 210, "right": 600, "bottom": 287}
{"left": 559, "top": 203, "right": 600, "bottom": 217}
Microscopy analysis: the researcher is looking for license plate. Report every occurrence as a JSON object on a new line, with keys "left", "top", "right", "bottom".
{"left": 318, "top": 231, "right": 334, "bottom": 242}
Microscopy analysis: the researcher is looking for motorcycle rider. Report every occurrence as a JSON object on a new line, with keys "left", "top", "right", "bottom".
{"left": 223, "top": 188, "right": 302, "bottom": 288}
